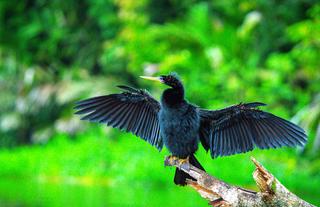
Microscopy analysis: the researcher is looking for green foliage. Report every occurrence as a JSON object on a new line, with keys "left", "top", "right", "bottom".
{"left": 0, "top": 129, "right": 319, "bottom": 206}
{"left": 0, "top": 0, "right": 119, "bottom": 71}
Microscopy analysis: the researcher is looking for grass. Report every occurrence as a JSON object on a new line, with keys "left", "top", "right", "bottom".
{"left": 0, "top": 126, "right": 319, "bottom": 206}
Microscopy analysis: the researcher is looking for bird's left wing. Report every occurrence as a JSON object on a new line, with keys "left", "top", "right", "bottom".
{"left": 74, "top": 85, "right": 163, "bottom": 150}
{"left": 199, "top": 102, "right": 307, "bottom": 158}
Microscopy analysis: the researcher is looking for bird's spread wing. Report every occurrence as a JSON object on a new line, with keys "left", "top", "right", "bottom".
{"left": 199, "top": 102, "right": 307, "bottom": 158}
{"left": 74, "top": 85, "right": 163, "bottom": 150}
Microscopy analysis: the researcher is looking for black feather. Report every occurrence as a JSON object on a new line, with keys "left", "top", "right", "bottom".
{"left": 75, "top": 86, "right": 163, "bottom": 150}
{"left": 75, "top": 75, "right": 308, "bottom": 186}
{"left": 199, "top": 102, "right": 307, "bottom": 157}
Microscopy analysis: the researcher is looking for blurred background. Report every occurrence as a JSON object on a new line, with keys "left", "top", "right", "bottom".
{"left": 0, "top": 0, "right": 320, "bottom": 206}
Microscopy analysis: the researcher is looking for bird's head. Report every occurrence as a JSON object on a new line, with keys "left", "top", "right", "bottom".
{"left": 141, "top": 72, "right": 184, "bottom": 105}
{"left": 140, "top": 72, "right": 182, "bottom": 89}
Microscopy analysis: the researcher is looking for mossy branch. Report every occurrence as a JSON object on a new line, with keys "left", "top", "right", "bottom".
{"left": 164, "top": 156, "right": 316, "bottom": 207}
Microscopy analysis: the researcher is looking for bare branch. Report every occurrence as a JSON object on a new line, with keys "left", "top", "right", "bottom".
{"left": 165, "top": 156, "right": 316, "bottom": 207}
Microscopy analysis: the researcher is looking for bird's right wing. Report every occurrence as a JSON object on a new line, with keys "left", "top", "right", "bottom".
{"left": 199, "top": 102, "right": 307, "bottom": 158}
{"left": 74, "top": 85, "right": 163, "bottom": 150}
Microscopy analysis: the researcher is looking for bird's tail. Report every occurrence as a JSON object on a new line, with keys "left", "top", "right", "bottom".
{"left": 174, "top": 154, "right": 205, "bottom": 186}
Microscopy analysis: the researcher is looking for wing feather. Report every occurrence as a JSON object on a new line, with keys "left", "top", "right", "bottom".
{"left": 138, "top": 105, "right": 150, "bottom": 137}
{"left": 261, "top": 119, "right": 282, "bottom": 146}
{"left": 223, "top": 128, "right": 231, "bottom": 156}
{"left": 126, "top": 104, "right": 139, "bottom": 132}
{"left": 149, "top": 114, "right": 157, "bottom": 145}
{"left": 75, "top": 86, "right": 163, "bottom": 150}
{"left": 267, "top": 120, "right": 295, "bottom": 146}
{"left": 199, "top": 102, "right": 307, "bottom": 158}
{"left": 228, "top": 125, "right": 237, "bottom": 155}
{"left": 220, "top": 129, "right": 225, "bottom": 157}
{"left": 116, "top": 103, "right": 132, "bottom": 129}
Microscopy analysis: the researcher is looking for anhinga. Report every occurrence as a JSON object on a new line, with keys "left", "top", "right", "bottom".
{"left": 75, "top": 73, "right": 307, "bottom": 185}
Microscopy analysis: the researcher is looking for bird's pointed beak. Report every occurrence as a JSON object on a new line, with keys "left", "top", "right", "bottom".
{"left": 140, "top": 76, "right": 162, "bottom": 82}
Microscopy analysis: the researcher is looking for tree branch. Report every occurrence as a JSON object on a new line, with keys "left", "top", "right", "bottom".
{"left": 164, "top": 156, "right": 316, "bottom": 207}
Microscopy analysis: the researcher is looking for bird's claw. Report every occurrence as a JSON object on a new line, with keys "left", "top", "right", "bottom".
{"left": 178, "top": 156, "right": 190, "bottom": 167}
{"left": 167, "top": 155, "right": 179, "bottom": 164}
{"left": 165, "top": 155, "right": 190, "bottom": 168}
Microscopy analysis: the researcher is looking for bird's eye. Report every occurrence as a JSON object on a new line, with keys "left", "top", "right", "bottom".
{"left": 159, "top": 75, "right": 166, "bottom": 82}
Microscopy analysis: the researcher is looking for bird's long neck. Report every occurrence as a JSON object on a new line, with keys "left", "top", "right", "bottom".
{"left": 161, "top": 84, "right": 185, "bottom": 107}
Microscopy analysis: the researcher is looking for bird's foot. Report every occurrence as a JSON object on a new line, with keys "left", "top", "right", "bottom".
{"left": 164, "top": 155, "right": 190, "bottom": 168}
{"left": 167, "top": 155, "right": 179, "bottom": 164}
{"left": 178, "top": 156, "right": 190, "bottom": 167}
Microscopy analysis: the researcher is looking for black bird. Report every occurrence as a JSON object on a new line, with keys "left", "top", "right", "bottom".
{"left": 74, "top": 73, "right": 307, "bottom": 185}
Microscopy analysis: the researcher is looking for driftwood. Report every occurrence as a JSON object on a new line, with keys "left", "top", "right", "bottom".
{"left": 165, "top": 156, "right": 316, "bottom": 207}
